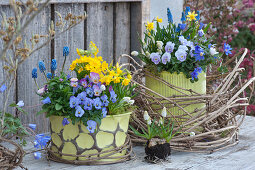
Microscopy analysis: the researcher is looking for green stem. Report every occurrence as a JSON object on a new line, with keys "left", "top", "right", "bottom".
{"left": 61, "top": 55, "right": 67, "bottom": 73}
{"left": 34, "top": 78, "right": 39, "bottom": 89}
{"left": 43, "top": 72, "right": 48, "bottom": 82}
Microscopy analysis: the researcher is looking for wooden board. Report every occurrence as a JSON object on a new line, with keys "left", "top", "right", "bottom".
{"left": 54, "top": 3, "right": 85, "bottom": 76}
{"left": 17, "top": 6, "right": 51, "bottom": 133}
{"left": 86, "top": 3, "right": 114, "bottom": 63}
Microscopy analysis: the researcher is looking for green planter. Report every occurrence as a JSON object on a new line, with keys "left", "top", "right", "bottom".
{"left": 49, "top": 112, "right": 132, "bottom": 162}
{"left": 145, "top": 71, "right": 206, "bottom": 118}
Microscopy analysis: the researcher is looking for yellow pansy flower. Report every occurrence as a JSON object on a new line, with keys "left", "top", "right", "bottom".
{"left": 156, "top": 16, "right": 162, "bottom": 23}
{"left": 146, "top": 21, "right": 154, "bottom": 31}
{"left": 187, "top": 11, "right": 198, "bottom": 21}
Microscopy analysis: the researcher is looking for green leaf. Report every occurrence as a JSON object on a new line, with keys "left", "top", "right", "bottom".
{"left": 37, "top": 109, "right": 47, "bottom": 115}
{"left": 55, "top": 103, "right": 63, "bottom": 111}
{"left": 9, "top": 103, "right": 17, "bottom": 107}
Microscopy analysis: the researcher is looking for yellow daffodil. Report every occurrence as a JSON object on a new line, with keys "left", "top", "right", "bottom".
{"left": 101, "top": 61, "right": 109, "bottom": 73}
{"left": 113, "top": 76, "right": 122, "bottom": 83}
{"left": 156, "top": 16, "right": 162, "bottom": 23}
{"left": 116, "top": 63, "right": 123, "bottom": 75}
{"left": 127, "top": 74, "right": 132, "bottom": 80}
{"left": 122, "top": 78, "right": 130, "bottom": 86}
{"left": 89, "top": 41, "right": 99, "bottom": 56}
{"left": 187, "top": 11, "right": 198, "bottom": 21}
{"left": 146, "top": 21, "right": 154, "bottom": 31}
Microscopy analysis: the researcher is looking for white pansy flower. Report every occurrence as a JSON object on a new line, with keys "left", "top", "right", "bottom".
{"left": 100, "top": 85, "right": 106, "bottom": 91}
{"left": 123, "top": 97, "right": 131, "bottom": 103}
{"left": 210, "top": 47, "right": 219, "bottom": 56}
{"left": 161, "top": 107, "right": 167, "bottom": 117}
{"left": 17, "top": 100, "right": 24, "bottom": 107}
{"left": 143, "top": 111, "right": 150, "bottom": 121}
{"left": 156, "top": 41, "right": 164, "bottom": 50}
{"left": 131, "top": 51, "right": 139, "bottom": 56}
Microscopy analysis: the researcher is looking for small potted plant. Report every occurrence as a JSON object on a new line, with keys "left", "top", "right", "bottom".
{"left": 130, "top": 107, "right": 181, "bottom": 162}
{"left": 33, "top": 42, "right": 136, "bottom": 162}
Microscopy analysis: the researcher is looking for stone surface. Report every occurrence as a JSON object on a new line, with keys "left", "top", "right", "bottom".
{"left": 14, "top": 116, "right": 255, "bottom": 170}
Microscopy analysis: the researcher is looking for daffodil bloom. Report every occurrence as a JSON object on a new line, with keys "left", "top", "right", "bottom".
{"left": 122, "top": 78, "right": 130, "bottom": 86}
{"left": 146, "top": 21, "right": 154, "bottom": 31}
{"left": 187, "top": 11, "right": 198, "bottom": 21}
{"left": 156, "top": 16, "right": 162, "bottom": 23}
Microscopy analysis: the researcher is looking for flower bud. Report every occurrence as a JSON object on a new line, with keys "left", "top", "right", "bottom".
{"left": 161, "top": 107, "right": 167, "bottom": 117}
{"left": 143, "top": 111, "right": 150, "bottom": 121}
{"left": 131, "top": 51, "right": 139, "bottom": 56}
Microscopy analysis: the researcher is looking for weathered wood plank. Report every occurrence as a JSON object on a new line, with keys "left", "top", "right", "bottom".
{"left": 115, "top": 2, "right": 130, "bottom": 64}
{"left": 130, "top": 2, "right": 142, "bottom": 63}
{"left": 17, "top": 6, "right": 51, "bottom": 133}
{"left": 86, "top": 3, "right": 114, "bottom": 63}
{"left": 54, "top": 3, "right": 85, "bottom": 75}
{"left": 0, "top": 5, "right": 16, "bottom": 114}
{"left": 0, "top": 0, "right": 143, "bottom": 5}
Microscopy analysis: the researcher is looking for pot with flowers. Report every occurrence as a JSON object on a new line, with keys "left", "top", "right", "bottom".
{"left": 131, "top": 7, "right": 232, "bottom": 116}
{"left": 33, "top": 42, "right": 136, "bottom": 164}
{"left": 130, "top": 107, "right": 184, "bottom": 162}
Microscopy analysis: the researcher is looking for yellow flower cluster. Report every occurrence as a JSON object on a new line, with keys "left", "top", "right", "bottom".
{"left": 70, "top": 42, "right": 132, "bottom": 86}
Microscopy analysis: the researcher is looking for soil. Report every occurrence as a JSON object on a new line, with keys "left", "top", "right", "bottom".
{"left": 145, "top": 139, "right": 171, "bottom": 161}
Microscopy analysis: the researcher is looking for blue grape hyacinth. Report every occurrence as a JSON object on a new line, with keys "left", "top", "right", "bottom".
{"left": 38, "top": 61, "right": 46, "bottom": 73}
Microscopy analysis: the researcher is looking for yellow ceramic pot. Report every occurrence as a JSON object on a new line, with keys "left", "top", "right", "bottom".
{"left": 49, "top": 112, "right": 132, "bottom": 162}
{"left": 145, "top": 71, "right": 206, "bottom": 119}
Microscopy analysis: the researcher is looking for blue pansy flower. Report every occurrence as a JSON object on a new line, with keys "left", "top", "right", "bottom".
{"left": 167, "top": 8, "right": 173, "bottom": 23}
{"left": 198, "top": 29, "right": 204, "bottom": 37}
{"left": 77, "top": 92, "right": 87, "bottom": 105}
{"left": 223, "top": 43, "right": 232, "bottom": 56}
{"left": 84, "top": 98, "right": 93, "bottom": 110}
{"left": 195, "top": 67, "right": 202, "bottom": 73}
{"left": 87, "top": 120, "right": 97, "bottom": 133}
{"left": 66, "top": 74, "right": 71, "bottom": 80}
{"left": 34, "top": 134, "right": 51, "bottom": 149}
{"left": 180, "top": 23, "right": 186, "bottom": 30}
{"left": 102, "top": 107, "right": 107, "bottom": 118}
{"left": 194, "top": 45, "right": 205, "bottom": 61}
{"left": 86, "top": 87, "right": 94, "bottom": 97}
{"left": 29, "top": 124, "right": 36, "bottom": 130}
{"left": 93, "top": 97, "right": 102, "bottom": 110}
{"left": 101, "top": 94, "right": 109, "bottom": 106}
{"left": 63, "top": 46, "right": 69, "bottom": 56}
{"left": 69, "top": 96, "right": 79, "bottom": 108}
{"left": 38, "top": 61, "right": 46, "bottom": 73}
{"left": 42, "top": 97, "right": 51, "bottom": 104}
{"left": 191, "top": 70, "right": 199, "bottom": 80}
{"left": 0, "top": 84, "right": 7, "bottom": 93}
{"left": 51, "top": 59, "right": 57, "bottom": 72}
{"left": 34, "top": 152, "right": 42, "bottom": 160}
{"left": 75, "top": 106, "right": 85, "bottom": 117}
{"left": 62, "top": 118, "right": 70, "bottom": 126}
{"left": 46, "top": 72, "right": 52, "bottom": 79}
{"left": 32, "top": 68, "right": 37, "bottom": 79}
{"left": 110, "top": 90, "right": 117, "bottom": 103}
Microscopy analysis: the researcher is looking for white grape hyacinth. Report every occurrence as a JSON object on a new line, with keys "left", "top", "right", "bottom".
{"left": 161, "top": 107, "right": 167, "bottom": 117}
{"left": 143, "top": 111, "right": 150, "bottom": 121}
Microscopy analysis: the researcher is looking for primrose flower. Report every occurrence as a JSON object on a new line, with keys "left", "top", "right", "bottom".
{"left": 75, "top": 106, "right": 85, "bottom": 117}
{"left": 29, "top": 124, "right": 36, "bottom": 130}
{"left": 156, "top": 16, "right": 162, "bottom": 23}
{"left": 32, "top": 68, "right": 37, "bottom": 79}
{"left": 51, "top": 59, "right": 57, "bottom": 72}
{"left": 17, "top": 100, "right": 24, "bottom": 107}
{"left": 42, "top": 97, "right": 51, "bottom": 104}
{"left": 90, "top": 72, "right": 100, "bottom": 84}
{"left": 87, "top": 120, "right": 97, "bottom": 133}
{"left": 34, "top": 152, "right": 42, "bottom": 160}
{"left": 63, "top": 46, "right": 69, "bottom": 56}
{"left": 46, "top": 72, "right": 52, "bottom": 79}
{"left": 194, "top": 45, "right": 204, "bottom": 61}
{"left": 38, "top": 61, "right": 46, "bottom": 73}
{"left": 162, "top": 52, "right": 171, "bottom": 64}
{"left": 101, "top": 95, "right": 109, "bottom": 106}
{"left": 93, "top": 97, "right": 102, "bottom": 110}
{"left": 86, "top": 87, "right": 94, "bottom": 98}
{"left": 62, "top": 118, "right": 70, "bottom": 126}
{"left": 187, "top": 11, "right": 198, "bottom": 21}
{"left": 165, "top": 42, "right": 175, "bottom": 53}
{"left": 223, "top": 43, "right": 232, "bottom": 56}
{"left": 131, "top": 51, "right": 139, "bottom": 56}
{"left": 161, "top": 107, "right": 167, "bottom": 117}
{"left": 93, "top": 85, "right": 102, "bottom": 96}
{"left": 110, "top": 90, "right": 117, "bottom": 103}
{"left": 167, "top": 8, "right": 173, "bottom": 23}
{"left": 150, "top": 53, "right": 161, "bottom": 64}
{"left": 146, "top": 21, "right": 154, "bottom": 31}
{"left": 102, "top": 107, "right": 107, "bottom": 118}
{"left": 77, "top": 92, "right": 87, "bottom": 105}
{"left": 143, "top": 111, "right": 150, "bottom": 121}
{"left": 156, "top": 41, "right": 164, "bottom": 50}
{"left": 84, "top": 98, "right": 93, "bottom": 110}
{"left": 198, "top": 29, "right": 204, "bottom": 37}
{"left": 69, "top": 96, "right": 79, "bottom": 108}
{"left": 175, "top": 49, "right": 187, "bottom": 62}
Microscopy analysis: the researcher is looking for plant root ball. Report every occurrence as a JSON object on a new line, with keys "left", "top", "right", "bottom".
{"left": 145, "top": 139, "right": 171, "bottom": 161}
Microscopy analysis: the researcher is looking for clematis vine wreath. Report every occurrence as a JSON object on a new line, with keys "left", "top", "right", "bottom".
{"left": 132, "top": 6, "right": 232, "bottom": 82}
{"left": 33, "top": 42, "right": 136, "bottom": 133}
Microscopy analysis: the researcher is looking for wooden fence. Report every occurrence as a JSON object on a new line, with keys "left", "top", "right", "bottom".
{"left": 0, "top": 0, "right": 146, "bottom": 132}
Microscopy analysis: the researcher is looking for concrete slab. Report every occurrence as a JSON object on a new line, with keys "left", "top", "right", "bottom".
{"left": 14, "top": 116, "right": 255, "bottom": 170}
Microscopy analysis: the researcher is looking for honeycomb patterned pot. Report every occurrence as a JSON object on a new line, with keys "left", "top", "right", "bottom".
{"left": 49, "top": 112, "right": 132, "bottom": 162}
